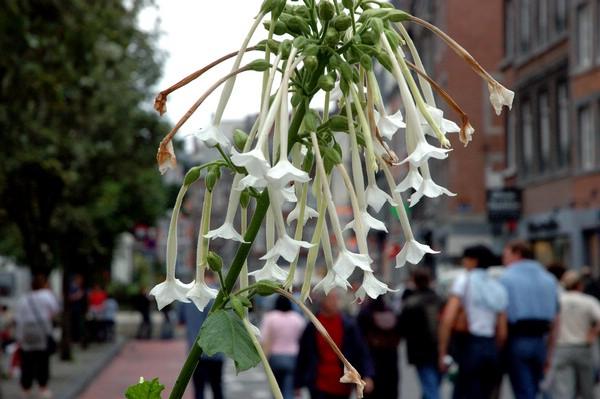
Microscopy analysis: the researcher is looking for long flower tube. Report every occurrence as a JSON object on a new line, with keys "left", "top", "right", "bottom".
{"left": 250, "top": 209, "right": 288, "bottom": 283}
{"left": 186, "top": 189, "right": 218, "bottom": 311}
{"left": 150, "top": 184, "right": 192, "bottom": 310}
{"left": 300, "top": 190, "right": 327, "bottom": 301}
{"left": 284, "top": 179, "right": 312, "bottom": 290}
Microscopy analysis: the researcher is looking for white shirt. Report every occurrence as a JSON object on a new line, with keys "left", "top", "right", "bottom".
{"left": 451, "top": 272, "right": 498, "bottom": 337}
{"left": 557, "top": 291, "right": 600, "bottom": 345}
{"left": 14, "top": 289, "right": 60, "bottom": 350}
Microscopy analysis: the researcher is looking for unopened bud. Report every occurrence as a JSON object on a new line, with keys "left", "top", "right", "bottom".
{"left": 240, "top": 189, "right": 251, "bottom": 209}
{"left": 184, "top": 167, "right": 201, "bottom": 186}
{"left": 254, "top": 280, "right": 280, "bottom": 296}
{"left": 233, "top": 129, "right": 248, "bottom": 151}
{"left": 303, "top": 55, "right": 318, "bottom": 72}
{"left": 360, "top": 54, "right": 373, "bottom": 70}
{"left": 207, "top": 251, "right": 223, "bottom": 273}
{"left": 318, "top": 74, "right": 336, "bottom": 91}
{"left": 318, "top": 0, "right": 335, "bottom": 21}
{"left": 247, "top": 59, "right": 271, "bottom": 72}
{"left": 230, "top": 297, "right": 245, "bottom": 318}
{"left": 341, "top": 0, "right": 354, "bottom": 10}
{"left": 205, "top": 168, "right": 219, "bottom": 192}
{"left": 333, "top": 14, "right": 352, "bottom": 31}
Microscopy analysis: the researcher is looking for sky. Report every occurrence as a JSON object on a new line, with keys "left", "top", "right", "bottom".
{"left": 139, "top": 0, "right": 268, "bottom": 138}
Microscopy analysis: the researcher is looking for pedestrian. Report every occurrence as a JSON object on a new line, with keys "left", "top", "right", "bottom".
{"left": 400, "top": 267, "right": 443, "bottom": 399}
{"left": 438, "top": 245, "right": 508, "bottom": 399}
{"left": 499, "top": 240, "right": 559, "bottom": 399}
{"left": 133, "top": 285, "right": 152, "bottom": 339}
{"left": 357, "top": 296, "right": 402, "bottom": 399}
{"left": 550, "top": 270, "right": 600, "bottom": 399}
{"left": 294, "top": 289, "right": 374, "bottom": 399}
{"left": 260, "top": 296, "right": 305, "bottom": 399}
{"left": 178, "top": 273, "right": 223, "bottom": 399}
{"left": 67, "top": 274, "right": 86, "bottom": 345}
{"left": 14, "top": 274, "right": 60, "bottom": 399}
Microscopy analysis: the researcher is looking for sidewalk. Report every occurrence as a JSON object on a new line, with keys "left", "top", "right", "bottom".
{"left": 1, "top": 339, "right": 124, "bottom": 399}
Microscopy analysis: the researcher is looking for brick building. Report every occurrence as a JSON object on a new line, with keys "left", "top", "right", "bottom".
{"left": 501, "top": 0, "right": 600, "bottom": 271}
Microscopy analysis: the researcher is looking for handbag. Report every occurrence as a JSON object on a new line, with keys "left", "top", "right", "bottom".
{"left": 27, "top": 295, "right": 57, "bottom": 355}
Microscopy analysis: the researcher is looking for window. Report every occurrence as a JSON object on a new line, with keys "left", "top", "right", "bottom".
{"left": 537, "top": 0, "right": 548, "bottom": 44}
{"left": 520, "top": 0, "right": 531, "bottom": 52}
{"left": 539, "top": 92, "right": 551, "bottom": 171}
{"left": 579, "top": 105, "right": 595, "bottom": 170}
{"left": 505, "top": 0, "right": 514, "bottom": 56}
{"left": 555, "top": 0, "right": 567, "bottom": 33}
{"left": 522, "top": 100, "right": 534, "bottom": 175}
{"left": 576, "top": 4, "right": 593, "bottom": 68}
{"left": 556, "top": 82, "right": 569, "bottom": 168}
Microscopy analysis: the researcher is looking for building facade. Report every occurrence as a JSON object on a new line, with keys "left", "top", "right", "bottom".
{"left": 502, "top": 0, "right": 600, "bottom": 272}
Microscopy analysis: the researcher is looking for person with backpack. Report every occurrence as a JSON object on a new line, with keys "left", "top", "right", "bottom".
{"left": 14, "top": 274, "right": 60, "bottom": 399}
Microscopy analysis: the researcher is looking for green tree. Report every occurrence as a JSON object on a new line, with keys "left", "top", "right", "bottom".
{"left": 0, "top": 0, "right": 169, "bottom": 356}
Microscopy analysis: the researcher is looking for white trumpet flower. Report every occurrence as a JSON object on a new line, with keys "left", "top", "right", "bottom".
{"left": 374, "top": 109, "right": 406, "bottom": 140}
{"left": 313, "top": 269, "right": 351, "bottom": 295}
{"left": 231, "top": 148, "right": 270, "bottom": 190}
{"left": 266, "top": 159, "right": 310, "bottom": 187}
{"left": 195, "top": 124, "right": 231, "bottom": 149}
{"left": 395, "top": 165, "right": 424, "bottom": 193}
{"left": 344, "top": 211, "right": 388, "bottom": 234}
{"left": 333, "top": 249, "right": 372, "bottom": 280}
{"left": 419, "top": 105, "right": 460, "bottom": 138}
{"left": 260, "top": 234, "right": 313, "bottom": 263}
{"left": 396, "top": 239, "right": 439, "bottom": 268}
{"left": 409, "top": 174, "right": 456, "bottom": 207}
{"left": 401, "top": 138, "right": 450, "bottom": 167}
{"left": 355, "top": 271, "right": 394, "bottom": 301}
{"left": 249, "top": 258, "right": 288, "bottom": 282}
{"left": 186, "top": 280, "right": 217, "bottom": 312}
{"left": 365, "top": 182, "right": 396, "bottom": 213}
{"left": 287, "top": 203, "right": 319, "bottom": 225}
{"left": 488, "top": 82, "right": 515, "bottom": 116}
{"left": 205, "top": 221, "right": 247, "bottom": 243}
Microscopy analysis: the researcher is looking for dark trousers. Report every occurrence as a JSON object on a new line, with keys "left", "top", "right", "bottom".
{"left": 269, "top": 354, "right": 296, "bottom": 399}
{"left": 506, "top": 336, "right": 546, "bottom": 399}
{"left": 309, "top": 391, "right": 350, "bottom": 399}
{"left": 364, "top": 347, "right": 399, "bottom": 399}
{"left": 453, "top": 335, "right": 499, "bottom": 399}
{"left": 192, "top": 358, "right": 223, "bottom": 399}
{"left": 20, "top": 350, "right": 50, "bottom": 390}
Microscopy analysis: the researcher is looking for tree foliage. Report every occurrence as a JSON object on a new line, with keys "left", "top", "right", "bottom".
{"left": 0, "top": 0, "right": 169, "bottom": 276}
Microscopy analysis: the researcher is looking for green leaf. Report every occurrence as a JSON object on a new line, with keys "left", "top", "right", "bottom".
{"left": 125, "top": 378, "right": 165, "bottom": 399}
{"left": 198, "top": 310, "right": 260, "bottom": 373}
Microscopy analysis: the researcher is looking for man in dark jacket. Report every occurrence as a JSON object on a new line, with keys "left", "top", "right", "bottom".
{"left": 400, "top": 267, "right": 443, "bottom": 399}
{"left": 294, "top": 289, "right": 374, "bottom": 399}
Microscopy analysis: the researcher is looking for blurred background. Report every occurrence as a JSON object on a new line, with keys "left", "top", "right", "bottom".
{"left": 0, "top": 0, "right": 599, "bottom": 398}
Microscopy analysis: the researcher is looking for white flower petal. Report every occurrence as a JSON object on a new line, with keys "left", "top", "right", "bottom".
{"left": 333, "top": 249, "right": 372, "bottom": 280}
{"left": 195, "top": 125, "right": 231, "bottom": 149}
{"left": 249, "top": 258, "right": 288, "bottom": 282}
{"left": 149, "top": 279, "right": 192, "bottom": 310}
{"left": 395, "top": 165, "right": 423, "bottom": 193}
{"left": 236, "top": 174, "right": 268, "bottom": 191}
{"left": 260, "top": 235, "right": 313, "bottom": 263}
{"left": 286, "top": 203, "right": 319, "bottom": 225}
{"left": 395, "top": 239, "right": 439, "bottom": 268}
{"left": 355, "top": 271, "right": 394, "bottom": 301}
{"left": 400, "top": 140, "right": 450, "bottom": 167}
{"left": 344, "top": 211, "right": 388, "bottom": 234}
{"left": 186, "top": 280, "right": 218, "bottom": 312}
{"left": 409, "top": 177, "right": 456, "bottom": 207}
{"left": 231, "top": 148, "right": 270, "bottom": 182}
{"left": 313, "top": 269, "right": 351, "bottom": 294}
{"left": 365, "top": 183, "right": 396, "bottom": 213}
{"left": 205, "top": 222, "right": 247, "bottom": 243}
{"left": 488, "top": 82, "right": 514, "bottom": 116}
{"left": 266, "top": 160, "right": 310, "bottom": 187}
{"left": 375, "top": 109, "right": 406, "bottom": 140}
{"left": 279, "top": 185, "right": 298, "bottom": 203}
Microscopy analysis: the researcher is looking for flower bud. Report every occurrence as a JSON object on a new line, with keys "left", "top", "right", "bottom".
{"left": 323, "top": 146, "right": 342, "bottom": 166}
{"left": 291, "top": 92, "right": 303, "bottom": 107}
{"left": 207, "top": 251, "right": 223, "bottom": 273}
{"left": 230, "top": 296, "right": 245, "bottom": 318}
{"left": 239, "top": 296, "right": 252, "bottom": 308}
{"left": 318, "top": 0, "right": 335, "bottom": 21}
{"left": 341, "top": 0, "right": 354, "bottom": 10}
{"left": 286, "top": 16, "right": 309, "bottom": 35}
{"left": 303, "top": 110, "right": 320, "bottom": 132}
{"left": 303, "top": 55, "right": 318, "bottom": 72}
{"left": 387, "top": 9, "right": 409, "bottom": 22}
{"left": 318, "top": 74, "right": 336, "bottom": 91}
{"left": 369, "top": 17, "right": 384, "bottom": 36}
{"left": 339, "top": 62, "right": 353, "bottom": 83}
{"left": 280, "top": 40, "right": 292, "bottom": 59}
{"left": 233, "top": 129, "right": 248, "bottom": 151}
{"left": 361, "top": 29, "right": 377, "bottom": 45}
{"left": 247, "top": 59, "right": 271, "bottom": 72}
{"left": 293, "top": 36, "right": 308, "bottom": 50}
{"left": 274, "top": 20, "right": 287, "bottom": 35}
{"left": 184, "top": 167, "right": 201, "bottom": 186}
{"left": 360, "top": 54, "right": 373, "bottom": 70}
{"left": 272, "top": 0, "right": 286, "bottom": 19}
{"left": 240, "top": 189, "right": 251, "bottom": 209}
{"left": 324, "top": 27, "right": 339, "bottom": 47}
{"left": 329, "top": 115, "right": 348, "bottom": 131}
{"left": 254, "top": 280, "right": 280, "bottom": 296}
{"left": 205, "top": 168, "right": 219, "bottom": 192}
{"left": 303, "top": 43, "right": 319, "bottom": 57}
{"left": 333, "top": 14, "right": 352, "bottom": 31}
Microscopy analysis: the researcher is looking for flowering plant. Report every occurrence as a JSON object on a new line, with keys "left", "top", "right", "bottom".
{"left": 126, "top": 0, "right": 513, "bottom": 398}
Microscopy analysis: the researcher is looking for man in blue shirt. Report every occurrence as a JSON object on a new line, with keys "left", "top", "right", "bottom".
{"left": 499, "top": 240, "right": 559, "bottom": 399}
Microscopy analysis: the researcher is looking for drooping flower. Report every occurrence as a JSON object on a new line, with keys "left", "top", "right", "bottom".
{"left": 395, "top": 165, "right": 424, "bottom": 193}
{"left": 396, "top": 239, "right": 439, "bottom": 268}
{"left": 355, "top": 271, "right": 394, "bottom": 301}
{"left": 401, "top": 138, "right": 450, "bottom": 167}
{"left": 332, "top": 249, "right": 373, "bottom": 280}
{"left": 249, "top": 258, "right": 288, "bottom": 283}
{"left": 344, "top": 211, "right": 388, "bottom": 234}
{"left": 231, "top": 148, "right": 270, "bottom": 191}
{"left": 313, "top": 269, "right": 351, "bottom": 295}
{"left": 205, "top": 221, "right": 247, "bottom": 242}
{"left": 365, "top": 182, "right": 396, "bottom": 213}
{"left": 186, "top": 280, "right": 218, "bottom": 312}
{"left": 374, "top": 109, "right": 406, "bottom": 140}
{"left": 409, "top": 175, "right": 456, "bottom": 207}
{"left": 195, "top": 124, "right": 231, "bottom": 149}
{"left": 260, "top": 234, "right": 313, "bottom": 263}
{"left": 150, "top": 279, "right": 192, "bottom": 311}
{"left": 287, "top": 203, "right": 319, "bottom": 225}
{"left": 266, "top": 159, "right": 310, "bottom": 187}
{"left": 419, "top": 105, "right": 460, "bottom": 138}
{"left": 488, "top": 82, "right": 515, "bottom": 116}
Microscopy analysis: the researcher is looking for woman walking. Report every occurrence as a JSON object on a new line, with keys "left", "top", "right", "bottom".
{"left": 438, "top": 245, "right": 508, "bottom": 399}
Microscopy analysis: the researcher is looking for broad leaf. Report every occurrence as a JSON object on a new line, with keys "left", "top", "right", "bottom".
{"left": 125, "top": 378, "right": 165, "bottom": 399}
{"left": 198, "top": 309, "right": 260, "bottom": 373}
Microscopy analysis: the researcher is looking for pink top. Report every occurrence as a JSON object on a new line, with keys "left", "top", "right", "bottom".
{"left": 260, "top": 310, "right": 305, "bottom": 355}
